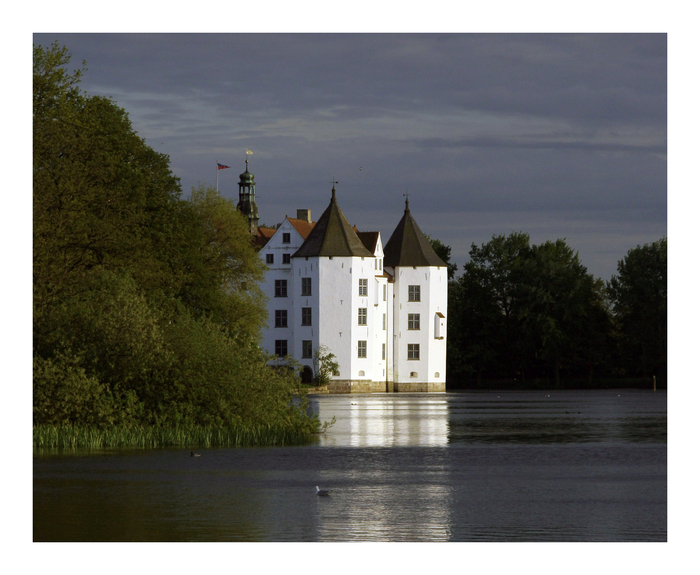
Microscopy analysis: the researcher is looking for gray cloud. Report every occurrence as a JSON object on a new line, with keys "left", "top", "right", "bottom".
{"left": 33, "top": 33, "right": 667, "bottom": 280}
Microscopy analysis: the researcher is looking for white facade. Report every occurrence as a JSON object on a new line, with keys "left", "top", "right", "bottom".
{"left": 257, "top": 192, "right": 446, "bottom": 393}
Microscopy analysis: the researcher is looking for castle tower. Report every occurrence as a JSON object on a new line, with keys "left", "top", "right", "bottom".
{"left": 383, "top": 197, "right": 448, "bottom": 392}
{"left": 237, "top": 158, "right": 259, "bottom": 234}
{"left": 292, "top": 185, "right": 388, "bottom": 392}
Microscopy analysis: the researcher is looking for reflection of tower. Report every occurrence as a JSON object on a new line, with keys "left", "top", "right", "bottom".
{"left": 237, "top": 158, "right": 259, "bottom": 234}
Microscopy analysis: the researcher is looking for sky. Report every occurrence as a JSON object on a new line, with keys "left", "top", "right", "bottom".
{"left": 32, "top": 32, "right": 667, "bottom": 281}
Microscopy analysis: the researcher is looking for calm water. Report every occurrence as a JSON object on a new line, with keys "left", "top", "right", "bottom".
{"left": 33, "top": 389, "right": 666, "bottom": 542}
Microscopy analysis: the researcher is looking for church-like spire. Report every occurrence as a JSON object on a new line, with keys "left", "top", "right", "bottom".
{"left": 236, "top": 155, "right": 259, "bottom": 235}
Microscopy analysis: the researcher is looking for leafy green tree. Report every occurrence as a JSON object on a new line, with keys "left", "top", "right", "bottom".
{"left": 33, "top": 42, "right": 319, "bottom": 436}
{"left": 452, "top": 232, "right": 531, "bottom": 381}
{"left": 448, "top": 232, "right": 613, "bottom": 386}
{"left": 607, "top": 238, "right": 667, "bottom": 380}
{"left": 312, "top": 345, "right": 340, "bottom": 385}
{"left": 519, "top": 239, "right": 606, "bottom": 386}
{"left": 177, "top": 184, "right": 268, "bottom": 340}
{"left": 34, "top": 42, "right": 181, "bottom": 337}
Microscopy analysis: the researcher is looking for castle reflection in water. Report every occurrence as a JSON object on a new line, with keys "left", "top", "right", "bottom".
{"left": 314, "top": 394, "right": 449, "bottom": 448}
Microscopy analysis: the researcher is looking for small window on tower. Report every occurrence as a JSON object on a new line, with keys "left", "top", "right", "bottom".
{"left": 275, "top": 310, "right": 288, "bottom": 328}
{"left": 302, "top": 340, "right": 313, "bottom": 358}
{"left": 359, "top": 278, "right": 368, "bottom": 296}
{"left": 408, "top": 285, "right": 421, "bottom": 302}
{"left": 358, "top": 308, "right": 367, "bottom": 326}
{"left": 275, "top": 280, "right": 287, "bottom": 297}
{"left": 301, "top": 307, "right": 312, "bottom": 326}
{"left": 275, "top": 340, "right": 288, "bottom": 357}
{"left": 358, "top": 340, "right": 367, "bottom": 358}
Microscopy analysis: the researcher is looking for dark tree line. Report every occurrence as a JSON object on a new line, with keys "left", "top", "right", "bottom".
{"left": 33, "top": 42, "right": 318, "bottom": 432}
{"left": 445, "top": 232, "right": 667, "bottom": 388}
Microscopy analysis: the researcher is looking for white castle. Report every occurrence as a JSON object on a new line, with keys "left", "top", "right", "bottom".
{"left": 237, "top": 160, "right": 447, "bottom": 393}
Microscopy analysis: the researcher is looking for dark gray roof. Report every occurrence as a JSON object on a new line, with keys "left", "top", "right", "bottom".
{"left": 292, "top": 188, "right": 373, "bottom": 258}
{"left": 383, "top": 200, "right": 447, "bottom": 268}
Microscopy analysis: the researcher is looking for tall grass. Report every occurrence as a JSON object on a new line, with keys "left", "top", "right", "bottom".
{"left": 33, "top": 424, "right": 317, "bottom": 450}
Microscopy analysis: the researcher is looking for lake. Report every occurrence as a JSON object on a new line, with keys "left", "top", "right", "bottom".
{"left": 33, "top": 389, "right": 666, "bottom": 542}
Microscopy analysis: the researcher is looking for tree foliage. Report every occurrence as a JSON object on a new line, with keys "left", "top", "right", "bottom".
{"left": 448, "top": 232, "right": 613, "bottom": 386}
{"left": 33, "top": 43, "right": 318, "bottom": 435}
{"left": 607, "top": 238, "right": 667, "bottom": 380}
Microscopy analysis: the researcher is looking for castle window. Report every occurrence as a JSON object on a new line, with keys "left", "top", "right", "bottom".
{"left": 301, "top": 277, "right": 312, "bottom": 296}
{"left": 382, "top": 343, "right": 386, "bottom": 360}
{"left": 383, "top": 284, "right": 387, "bottom": 301}
{"left": 275, "top": 280, "right": 287, "bottom": 297}
{"left": 408, "top": 285, "right": 420, "bottom": 302}
{"left": 359, "top": 278, "right": 368, "bottom": 296}
{"left": 408, "top": 313, "right": 420, "bottom": 330}
{"left": 302, "top": 340, "right": 313, "bottom": 359}
{"left": 266, "top": 253, "right": 274, "bottom": 264}
{"left": 301, "top": 307, "right": 312, "bottom": 326}
{"left": 410, "top": 371, "right": 418, "bottom": 378}
{"left": 382, "top": 313, "right": 386, "bottom": 330}
{"left": 283, "top": 253, "right": 291, "bottom": 264}
{"left": 275, "top": 310, "right": 288, "bottom": 328}
{"left": 282, "top": 232, "right": 291, "bottom": 244}
{"left": 275, "top": 340, "right": 288, "bottom": 357}
{"left": 408, "top": 344, "right": 420, "bottom": 360}
{"left": 358, "top": 340, "right": 367, "bottom": 358}
{"left": 358, "top": 308, "right": 367, "bottom": 326}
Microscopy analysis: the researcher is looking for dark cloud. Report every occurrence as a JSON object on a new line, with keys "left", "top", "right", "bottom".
{"left": 33, "top": 33, "right": 667, "bottom": 280}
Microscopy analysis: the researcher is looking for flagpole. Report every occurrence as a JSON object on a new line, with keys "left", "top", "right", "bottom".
{"left": 216, "top": 160, "right": 219, "bottom": 192}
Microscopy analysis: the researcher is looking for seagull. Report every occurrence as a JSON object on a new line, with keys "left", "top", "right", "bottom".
{"left": 316, "top": 486, "right": 330, "bottom": 496}
{"left": 190, "top": 452, "right": 201, "bottom": 457}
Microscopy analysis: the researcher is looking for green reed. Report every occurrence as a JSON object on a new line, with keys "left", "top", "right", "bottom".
{"left": 33, "top": 424, "right": 316, "bottom": 450}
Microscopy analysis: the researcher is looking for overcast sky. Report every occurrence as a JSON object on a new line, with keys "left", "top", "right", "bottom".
{"left": 33, "top": 32, "right": 667, "bottom": 280}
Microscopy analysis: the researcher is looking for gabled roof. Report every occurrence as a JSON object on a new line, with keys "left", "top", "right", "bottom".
{"left": 356, "top": 231, "right": 380, "bottom": 254}
{"left": 293, "top": 188, "right": 373, "bottom": 258}
{"left": 254, "top": 226, "right": 276, "bottom": 248}
{"left": 287, "top": 217, "right": 316, "bottom": 239}
{"left": 383, "top": 200, "right": 447, "bottom": 268}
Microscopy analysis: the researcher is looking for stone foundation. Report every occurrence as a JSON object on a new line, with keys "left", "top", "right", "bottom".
{"left": 326, "top": 380, "right": 389, "bottom": 393}
{"left": 324, "top": 380, "right": 444, "bottom": 393}
{"left": 392, "top": 381, "right": 446, "bottom": 393}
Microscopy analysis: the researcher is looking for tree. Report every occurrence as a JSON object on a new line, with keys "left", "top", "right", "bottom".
{"left": 448, "top": 232, "right": 612, "bottom": 386}
{"left": 33, "top": 43, "right": 319, "bottom": 434}
{"left": 519, "top": 239, "right": 606, "bottom": 386}
{"left": 607, "top": 238, "right": 667, "bottom": 380}
{"left": 312, "top": 345, "right": 340, "bottom": 385}
{"left": 176, "top": 184, "right": 268, "bottom": 340}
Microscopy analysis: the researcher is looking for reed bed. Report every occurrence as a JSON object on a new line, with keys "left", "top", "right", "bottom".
{"left": 33, "top": 424, "right": 316, "bottom": 450}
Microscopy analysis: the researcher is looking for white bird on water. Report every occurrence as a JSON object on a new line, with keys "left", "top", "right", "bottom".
{"left": 316, "top": 486, "right": 330, "bottom": 496}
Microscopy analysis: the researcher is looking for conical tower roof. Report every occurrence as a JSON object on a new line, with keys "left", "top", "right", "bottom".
{"left": 293, "top": 187, "right": 373, "bottom": 258}
{"left": 383, "top": 198, "right": 447, "bottom": 267}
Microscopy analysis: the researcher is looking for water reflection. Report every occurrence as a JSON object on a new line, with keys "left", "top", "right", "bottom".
{"left": 315, "top": 394, "right": 449, "bottom": 447}
{"left": 34, "top": 390, "right": 666, "bottom": 542}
